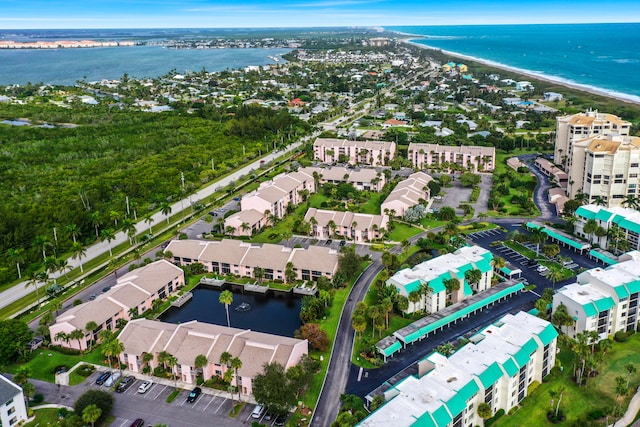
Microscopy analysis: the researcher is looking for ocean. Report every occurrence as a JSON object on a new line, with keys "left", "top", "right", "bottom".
{"left": 0, "top": 45, "right": 290, "bottom": 85}
{"left": 387, "top": 23, "right": 640, "bottom": 103}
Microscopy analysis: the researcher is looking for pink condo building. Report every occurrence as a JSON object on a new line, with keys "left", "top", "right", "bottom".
{"left": 304, "top": 208, "right": 389, "bottom": 243}
{"left": 118, "top": 319, "right": 308, "bottom": 396}
{"left": 49, "top": 260, "right": 184, "bottom": 350}
{"left": 408, "top": 143, "right": 496, "bottom": 172}
{"left": 313, "top": 138, "right": 396, "bottom": 166}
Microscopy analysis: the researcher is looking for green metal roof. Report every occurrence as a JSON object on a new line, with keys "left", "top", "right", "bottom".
{"left": 594, "top": 297, "right": 615, "bottom": 312}
{"left": 513, "top": 338, "right": 539, "bottom": 368}
{"left": 457, "top": 262, "right": 474, "bottom": 276}
{"left": 403, "top": 329, "right": 423, "bottom": 344}
{"left": 502, "top": 358, "right": 519, "bottom": 377}
{"left": 589, "top": 249, "right": 617, "bottom": 265}
{"left": 613, "top": 285, "right": 629, "bottom": 299}
{"left": 582, "top": 302, "right": 598, "bottom": 318}
{"left": 404, "top": 279, "right": 422, "bottom": 294}
{"left": 575, "top": 206, "right": 597, "bottom": 220}
{"left": 474, "top": 258, "right": 493, "bottom": 273}
{"left": 537, "top": 324, "right": 559, "bottom": 346}
{"left": 445, "top": 381, "right": 479, "bottom": 418}
{"left": 381, "top": 341, "right": 402, "bottom": 357}
{"left": 413, "top": 412, "right": 438, "bottom": 427}
{"left": 463, "top": 281, "right": 473, "bottom": 296}
{"left": 431, "top": 405, "right": 452, "bottom": 427}
{"left": 626, "top": 280, "right": 640, "bottom": 294}
{"left": 429, "top": 276, "right": 446, "bottom": 294}
{"left": 501, "top": 266, "right": 513, "bottom": 275}
{"left": 595, "top": 209, "right": 615, "bottom": 222}
{"left": 528, "top": 308, "right": 540, "bottom": 316}
{"left": 618, "top": 218, "right": 640, "bottom": 234}
{"left": 544, "top": 228, "right": 588, "bottom": 250}
{"left": 479, "top": 362, "right": 504, "bottom": 388}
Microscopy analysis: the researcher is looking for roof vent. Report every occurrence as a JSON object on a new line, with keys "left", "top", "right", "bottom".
{"left": 447, "top": 377, "right": 457, "bottom": 383}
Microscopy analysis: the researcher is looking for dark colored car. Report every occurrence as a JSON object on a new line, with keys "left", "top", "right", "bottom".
{"left": 339, "top": 240, "right": 346, "bottom": 246}
{"left": 102, "top": 286, "right": 112, "bottom": 293}
{"left": 116, "top": 376, "right": 135, "bottom": 393}
{"left": 275, "top": 414, "right": 287, "bottom": 426}
{"left": 95, "top": 371, "right": 111, "bottom": 385}
{"left": 187, "top": 386, "right": 202, "bottom": 403}
{"left": 129, "top": 419, "right": 144, "bottom": 427}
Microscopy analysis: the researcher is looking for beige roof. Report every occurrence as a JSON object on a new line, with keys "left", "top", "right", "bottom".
{"left": 290, "top": 245, "right": 340, "bottom": 275}
{"left": 382, "top": 172, "right": 432, "bottom": 210}
{"left": 55, "top": 296, "right": 126, "bottom": 330}
{"left": 119, "top": 319, "right": 307, "bottom": 378}
{"left": 117, "top": 259, "right": 183, "bottom": 294}
{"left": 408, "top": 142, "right": 495, "bottom": 157}
{"left": 579, "top": 134, "right": 640, "bottom": 154}
{"left": 304, "top": 208, "right": 387, "bottom": 232}
{"left": 225, "top": 209, "right": 265, "bottom": 227}
{"left": 242, "top": 243, "right": 292, "bottom": 270}
{"left": 165, "top": 240, "right": 207, "bottom": 260}
{"left": 244, "top": 170, "right": 313, "bottom": 204}
{"left": 301, "top": 166, "right": 379, "bottom": 184}
{"left": 199, "top": 240, "right": 253, "bottom": 266}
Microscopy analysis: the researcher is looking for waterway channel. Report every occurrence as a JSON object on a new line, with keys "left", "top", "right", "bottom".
{"left": 160, "top": 285, "right": 302, "bottom": 337}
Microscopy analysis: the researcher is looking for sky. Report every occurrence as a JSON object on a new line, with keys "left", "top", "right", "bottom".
{"left": 1, "top": 0, "right": 639, "bottom": 29}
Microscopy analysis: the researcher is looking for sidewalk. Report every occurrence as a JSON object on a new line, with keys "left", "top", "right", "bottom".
{"left": 609, "top": 386, "right": 640, "bottom": 427}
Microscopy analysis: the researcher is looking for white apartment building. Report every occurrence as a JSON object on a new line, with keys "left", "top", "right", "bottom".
{"left": 300, "top": 166, "right": 385, "bottom": 192}
{"left": 304, "top": 208, "right": 388, "bottom": 242}
{"left": 574, "top": 205, "right": 640, "bottom": 252}
{"left": 0, "top": 375, "right": 28, "bottom": 427}
{"left": 313, "top": 138, "right": 396, "bottom": 166}
{"left": 381, "top": 171, "right": 433, "bottom": 217}
{"left": 552, "top": 251, "right": 640, "bottom": 340}
{"left": 387, "top": 246, "right": 493, "bottom": 314}
{"left": 407, "top": 143, "right": 495, "bottom": 172}
{"left": 566, "top": 134, "right": 640, "bottom": 205}
{"left": 358, "top": 312, "right": 558, "bottom": 427}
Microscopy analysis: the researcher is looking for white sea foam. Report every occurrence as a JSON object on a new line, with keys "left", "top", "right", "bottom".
{"left": 406, "top": 39, "right": 640, "bottom": 105}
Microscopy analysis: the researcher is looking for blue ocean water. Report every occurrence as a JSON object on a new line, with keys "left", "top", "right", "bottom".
{"left": 387, "top": 23, "right": 640, "bottom": 102}
{"left": 0, "top": 46, "right": 290, "bottom": 85}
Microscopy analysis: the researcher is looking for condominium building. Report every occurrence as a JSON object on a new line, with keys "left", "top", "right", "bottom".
{"left": 381, "top": 171, "right": 433, "bottom": 217}
{"left": 0, "top": 375, "right": 28, "bottom": 427}
{"left": 566, "top": 134, "right": 640, "bottom": 205}
{"left": 554, "top": 111, "right": 631, "bottom": 168}
{"left": 387, "top": 246, "right": 493, "bottom": 314}
{"left": 304, "top": 208, "right": 388, "bottom": 242}
{"left": 407, "top": 143, "right": 495, "bottom": 172}
{"left": 166, "top": 239, "right": 339, "bottom": 282}
{"left": 358, "top": 312, "right": 558, "bottom": 427}
{"left": 574, "top": 205, "right": 640, "bottom": 252}
{"left": 313, "top": 138, "right": 396, "bottom": 166}
{"left": 118, "top": 319, "right": 308, "bottom": 396}
{"left": 50, "top": 260, "right": 185, "bottom": 350}
{"left": 300, "top": 166, "right": 385, "bottom": 192}
{"left": 552, "top": 251, "right": 640, "bottom": 340}
{"left": 240, "top": 170, "right": 315, "bottom": 220}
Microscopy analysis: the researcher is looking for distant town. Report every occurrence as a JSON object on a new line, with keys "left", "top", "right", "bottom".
{"left": 0, "top": 39, "right": 136, "bottom": 49}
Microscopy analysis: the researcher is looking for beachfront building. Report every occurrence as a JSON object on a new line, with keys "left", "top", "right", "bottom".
{"left": 0, "top": 375, "right": 28, "bottom": 427}
{"left": 300, "top": 166, "right": 385, "bottom": 192}
{"left": 50, "top": 260, "right": 185, "bottom": 351}
{"left": 313, "top": 138, "right": 396, "bottom": 166}
{"left": 118, "top": 319, "right": 308, "bottom": 395}
{"left": 555, "top": 111, "right": 631, "bottom": 167}
{"left": 563, "top": 134, "right": 640, "bottom": 206}
{"left": 574, "top": 205, "right": 640, "bottom": 252}
{"left": 304, "top": 208, "right": 388, "bottom": 243}
{"left": 166, "top": 239, "right": 339, "bottom": 282}
{"left": 358, "top": 311, "right": 558, "bottom": 427}
{"left": 381, "top": 172, "right": 433, "bottom": 217}
{"left": 407, "top": 143, "right": 496, "bottom": 172}
{"left": 552, "top": 251, "right": 640, "bottom": 340}
{"left": 386, "top": 246, "right": 493, "bottom": 314}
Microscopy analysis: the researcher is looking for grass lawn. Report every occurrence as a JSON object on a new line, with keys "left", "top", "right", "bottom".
{"left": 25, "top": 408, "right": 60, "bottom": 427}
{"left": 388, "top": 222, "right": 422, "bottom": 242}
{"left": 458, "top": 222, "right": 499, "bottom": 235}
{"left": 420, "top": 218, "right": 448, "bottom": 230}
{"left": 358, "top": 193, "right": 384, "bottom": 215}
{"left": 495, "top": 334, "right": 640, "bottom": 427}
{"left": 7, "top": 347, "right": 106, "bottom": 383}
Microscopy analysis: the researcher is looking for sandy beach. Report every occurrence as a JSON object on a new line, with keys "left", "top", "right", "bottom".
{"left": 401, "top": 38, "right": 640, "bottom": 106}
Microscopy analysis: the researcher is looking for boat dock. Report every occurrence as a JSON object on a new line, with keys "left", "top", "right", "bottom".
{"left": 171, "top": 292, "right": 193, "bottom": 307}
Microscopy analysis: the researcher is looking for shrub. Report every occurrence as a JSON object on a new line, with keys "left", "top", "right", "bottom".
{"left": 30, "top": 394, "right": 44, "bottom": 405}
{"left": 166, "top": 389, "right": 180, "bottom": 403}
{"left": 485, "top": 409, "right": 505, "bottom": 427}
{"left": 47, "top": 345, "right": 81, "bottom": 356}
{"left": 614, "top": 331, "right": 629, "bottom": 342}
{"left": 76, "top": 364, "right": 96, "bottom": 377}
{"left": 547, "top": 409, "right": 566, "bottom": 423}
{"left": 587, "top": 409, "right": 606, "bottom": 420}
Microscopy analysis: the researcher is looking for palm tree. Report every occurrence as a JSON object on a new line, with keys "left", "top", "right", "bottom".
{"left": 160, "top": 201, "right": 172, "bottom": 224}
{"left": 167, "top": 355, "right": 179, "bottom": 386}
{"left": 68, "top": 329, "right": 85, "bottom": 352}
{"left": 528, "top": 227, "right": 547, "bottom": 256}
{"left": 90, "top": 211, "right": 102, "bottom": 238}
{"left": 142, "top": 352, "right": 154, "bottom": 372}
{"left": 464, "top": 269, "right": 483, "bottom": 291}
{"left": 26, "top": 271, "right": 46, "bottom": 306}
{"left": 443, "top": 277, "right": 461, "bottom": 303}
{"left": 71, "top": 242, "right": 87, "bottom": 273}
{"left": 66, "top": 224, "right": 81, "bottom": 244}
{"left": 408, "top": 290, "right": 421, "bottom": 312}
{"left": 157, "top": 350, "right": 171, "bottom": 371}
{"left": 32, "top": 234, "right": 52, "bottom": 261}
{"left": 219, "top": 290, "right": 233, "bottom": 327}
{"left": 82, "top": 404, "right": 102, "bottom": 427}
{"left": 367, "top": 305, "right": 382, "bottom": 338}
{"left": 285, "top": 262, "right": 296, "bottom": 284}
{"left": 230, "top": 357, "right": 243, "bottom": 401}
{"left": 109, "top": 210, "right": 121, "bottom": 227}
{"left": 477, "top": 402, "right": 492, "bottom": 426}
{"left": 85, "top": 321, "right": 98, "bottom": 351}
{"left": 100, "top": 228, "right": 116, "bottom": 257}
{"left": 418, "top": 282, "right": 432, "bottom": 312}
{"left": 381, "top": 297, "right": 394, "bottom": 329}
{"left": 593, "top": 196, "right": 606, "bottom": 206}
{"left": 144, "top": 215, "right": 154, "bottom": 235}
{"left": 351, "top": 315, "right": 366, "bottom": 340}
{"left": 22, "top": 382, "right": 36, "bottom": 414}
{"left": 622, "top": 195, "right": 640, "bottom": 210}
{"left": 625, "top": 364, "right": 637, "bottom": 389}
{"left": 122, "top": 218, "right": 136, "bottom": 245}
{"left": 582, "top": 219, "right": 598, "bottom": 244}
{"left": 396, "top": 295, "right": 409, "bottom": 317}
{"left": 491, "top": 256, "right": 506, "bottom": 271}
{"left": 6, "top": 248, "right": 25, "bottom": 279}
{"left": 547, "top": 268, "right": 564, "bottom": 290}
{"left": 194, "top": 354, "right": 209, "bottom": 382}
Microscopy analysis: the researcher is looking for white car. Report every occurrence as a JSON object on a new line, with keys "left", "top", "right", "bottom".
{"left": 104, "top": 371, "right": 121, "bottom": 387}
{"left": 138, "top": 380, "right": 153, "bottom": 394}
{"left": 536, "top": 265, "right": 549, "bottom": 273}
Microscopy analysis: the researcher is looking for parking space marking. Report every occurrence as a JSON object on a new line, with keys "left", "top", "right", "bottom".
{"left": 153, "top": 385, "right": 167, "bottom": 400}
{"left": 118, "top": 419, "right": 129, "bottom": 427}
{"left": 203, "top": 395, "right": 215, "bottom": 412}
{"left": 214, "top": 398, "right": 227, "bottom": 414}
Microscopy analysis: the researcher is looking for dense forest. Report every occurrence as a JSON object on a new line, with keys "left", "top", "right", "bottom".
{"left": 0, "top": 102, "right": 309, "bottom": 283}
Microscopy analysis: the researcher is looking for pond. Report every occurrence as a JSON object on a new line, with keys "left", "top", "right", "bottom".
{"left": 160, "top": 285, "right": 302, "bottom": 337}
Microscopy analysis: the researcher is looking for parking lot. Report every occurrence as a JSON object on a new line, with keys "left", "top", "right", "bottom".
{"left": 86, "top": 371, "right": 287, "bottom": 427}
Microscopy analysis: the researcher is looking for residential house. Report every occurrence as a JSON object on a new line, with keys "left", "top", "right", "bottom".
{"left": 118, "top": 319, "right": 308, "bottom": 396}
{"left": 166, "top": 239, "right": 339, "bottom": 282}
{"left": 408, "top": 143, "right": 496, "bottom": 172}
{"left": 313, "top": 138, "right": 396, "bottom": 166}
{"left": 381, "top": 172, "right": 433, "bottom": 217}
{"left": 304, "top": 208, "right": 388, "bottom": 243}
{"left": 387, "top": 246, "right": 494, "bottom": 314}
{"left": 0, "top": 375, "right": 28, "bottom": 427}
{"left": 358, "top": 312, "right": 558, "bottom": 427}
{"left": 543, "top": 92, "right": 563, "bottom": 102}
{"left": 50, "top": 260, "right": 185, "bottom": 350}
{"left": 548, "top": 188, "right": 569, "bottom": 215}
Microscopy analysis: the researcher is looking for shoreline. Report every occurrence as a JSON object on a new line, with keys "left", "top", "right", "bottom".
{"left": 400, "top": 38, "right": 640, "bottom": 106}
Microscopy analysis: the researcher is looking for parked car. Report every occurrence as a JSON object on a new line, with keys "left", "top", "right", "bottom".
{"left": 129, "top": 419, "right": 144, "bottom": 427}
{"left": 275, "top": 414, "right": 287, "bottom": 426}
{"left": 104, "top": 371, "right": 121, "bottom": 387}
{"left": 102, "top": 286, "right": 111, "bottom": 293}
{"left": 95, "top": 371, "right": 111, "bottom": 386}
{"left": 116, "top": 376, "right": 135, "bottom": 393}
{"left": 138, "top": 380, "right": 153, "bottom": 394}
{"left": 89, "top": 294, "right": 98, "bottom": 300}
{"left": 251, "top": 404, "right": 266, "bottom": 419}
{"left": 187, "top": 387, "right": 202, "bottom": 403}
